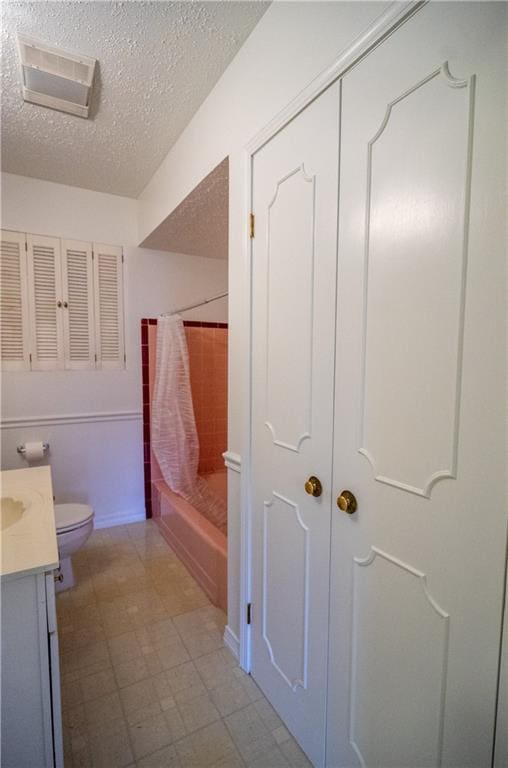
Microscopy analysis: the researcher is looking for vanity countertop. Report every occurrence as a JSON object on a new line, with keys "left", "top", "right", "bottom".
{"left": 1, "top": 466, "right": 59, "bottom": 580}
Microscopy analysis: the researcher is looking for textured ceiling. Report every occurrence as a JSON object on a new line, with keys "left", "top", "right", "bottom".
{"left": 0, "top": 1, "right": 269, "bottom": 197}
{"left": 141, "top": 156, "right": 228, "bottom": 258}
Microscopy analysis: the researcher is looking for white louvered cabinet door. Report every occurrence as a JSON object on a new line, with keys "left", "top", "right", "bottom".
{"left": 0, "top": 230, "right": 30, "bottom": 370}
{"left": 26, "top": 234, "right": 64, "bottom": 370}
{"left": 93, "top": 243, "right": 125, "bottom": 369}
{"left": 61, "top": 240, "right": 95, "bottom": 370}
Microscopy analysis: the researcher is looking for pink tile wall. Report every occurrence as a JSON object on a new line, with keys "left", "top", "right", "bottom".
{"left": 185, "top": 325, "right": 228, "bottom": 475}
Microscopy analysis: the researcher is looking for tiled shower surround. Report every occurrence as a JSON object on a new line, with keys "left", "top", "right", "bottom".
{"left": 141, "top": 318, "right": 228, "bottom": 517}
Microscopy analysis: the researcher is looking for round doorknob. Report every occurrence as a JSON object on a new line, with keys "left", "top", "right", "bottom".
{"left": 337, "top": 490, "right": 357, "bottom": 514}
{"left": 305, "top": 476, "right": 322, "bottom": 497}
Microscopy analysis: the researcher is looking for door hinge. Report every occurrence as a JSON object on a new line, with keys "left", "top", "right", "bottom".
{"left": 249, "top": 213, "right": 255, "bottom": 239}
{"left": 124, "top": 353, "right": 126, "bottom": 364}
{"left": 246, "top": 603, "right": 252, "bottom": 625}
{"left": 91, "top": 251, "right": 94, "bottom": 260}
{"left": 94, "top": 353, "right": 97, "bottom": 362}
{"left": 25, "top": 241, "right": 28, "bottom": 252}
{"left": 121, "top": 252, "right": 124, "bottom": 264}
{"left": 29, "top": 352, "right": 32, "bottom": 363}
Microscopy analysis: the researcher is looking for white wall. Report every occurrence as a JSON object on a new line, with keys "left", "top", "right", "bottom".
{"left": 137, "top": 0, "right": 390, "bottom": 651}
{"left": 1, "top": 172, "right": 227, "bottom": 527}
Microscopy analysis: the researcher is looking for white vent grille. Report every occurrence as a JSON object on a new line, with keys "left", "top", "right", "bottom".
{"left": 17, "top": 34, "right": 96, "bottom": 118}
{"left": 0, "top": 230, "right": 29, "bottom": 369}
{"left": 22, "top": 44, "right": 90, "bottom": 83}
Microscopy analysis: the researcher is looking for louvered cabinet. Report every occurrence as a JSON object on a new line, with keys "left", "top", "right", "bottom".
{"left": 0, "top": 230, "right": 30, "bottom": 370}
{"left": 0, "top": 230, "right": 124, "bottom": 370}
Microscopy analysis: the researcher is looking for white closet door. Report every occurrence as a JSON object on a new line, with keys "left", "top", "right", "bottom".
{"left": 327, "top": 3, "right": 507, "bottom": 767}
{"left": 93, "top": 243, "right": 124, "bottom": 369}
{"left": 250, "top": 82, "right": 340, "bottom": 768}
{"left": 0, "top": 230, "right": 30, "bottom": 370}
{"left": 26, "top": 234, "right": 64, "bottom": 371}
{"left": 61, "top": 239, "right": 95, "bottom": 370}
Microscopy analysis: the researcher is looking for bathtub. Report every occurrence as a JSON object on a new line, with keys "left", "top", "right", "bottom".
{"left": 151, "top": 469, "right": 227, "bottom": 612}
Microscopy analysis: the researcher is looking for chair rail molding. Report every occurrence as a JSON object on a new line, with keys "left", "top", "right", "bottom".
{"left": 1, "top": 410, "right": 142, "bottom": 429}
{"left": 223, "top": 450, "right": 242, "bottom": 473}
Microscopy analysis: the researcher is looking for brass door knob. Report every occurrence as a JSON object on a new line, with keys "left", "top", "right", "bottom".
{"left": 337, "top": 490, "right": 357, "bottom": 514}
{"left": 305, "top": 476, "right": 322, "bottom": 497}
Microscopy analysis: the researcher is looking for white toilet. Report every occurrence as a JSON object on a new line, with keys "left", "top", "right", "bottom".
{"left": 54, "top": 503, "right": 94, "bottom": 591}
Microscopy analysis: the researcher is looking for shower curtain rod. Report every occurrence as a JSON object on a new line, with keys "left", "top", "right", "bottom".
{"left": 162, "top": 291, "right": 228, "bottom": 317}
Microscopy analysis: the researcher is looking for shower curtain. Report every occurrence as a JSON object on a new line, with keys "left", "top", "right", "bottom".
{"left": 151, "top": 315, "right": 227, "bottom": 534}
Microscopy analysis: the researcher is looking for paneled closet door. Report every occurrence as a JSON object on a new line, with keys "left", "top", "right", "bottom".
{"left": 250, "top": 82, "right": 340, "bottom": 767}
{"left": 327, "top": 3, "right": 507, "bottom": 767}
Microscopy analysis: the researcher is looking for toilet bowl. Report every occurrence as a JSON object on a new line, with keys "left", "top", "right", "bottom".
{"left": 54, "top": 503, "right": 94, "bottom": 591}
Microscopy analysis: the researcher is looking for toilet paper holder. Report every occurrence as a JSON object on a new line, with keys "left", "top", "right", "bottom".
{"left": 17, "top": 443, "right": 50, "bottom": 456}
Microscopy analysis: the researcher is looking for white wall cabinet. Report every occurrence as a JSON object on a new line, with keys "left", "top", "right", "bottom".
{"left": 1, "top": 229, "right": 124, "bottom": 371}
{"left": 0, "top": 229, "right": 31, "bottom": 370}
{"left": 247, "top": 3, "right": 507, "bottom": 767}
{"left": 1, "top": 570, "right": 63, "bottom": 768}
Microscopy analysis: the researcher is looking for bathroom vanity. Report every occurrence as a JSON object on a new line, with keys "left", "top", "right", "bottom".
{"left": 1, "top": 466, "right": 63, "bottom": 768}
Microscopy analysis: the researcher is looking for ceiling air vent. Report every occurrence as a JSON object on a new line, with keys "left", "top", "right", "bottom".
{"left": 17, "top": 34, "right": 96, "bottom": 118}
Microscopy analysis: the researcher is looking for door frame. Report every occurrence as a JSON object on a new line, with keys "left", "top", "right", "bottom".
{"left": 238, "top": 0, "right": 429, "bottom": 672}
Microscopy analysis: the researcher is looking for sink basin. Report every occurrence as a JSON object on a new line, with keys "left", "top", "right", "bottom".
{"left": 1, "top": 467, "right": 58, "bottom": 578}
{"left": 1, "top": 497, "right": 25, "bottom": 529}
{"left": 1, "top": 489, "right": 44, "bottom": 530}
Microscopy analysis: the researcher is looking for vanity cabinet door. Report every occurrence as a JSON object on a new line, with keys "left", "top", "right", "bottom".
{"left": 0, "top": 571, "right": 61, "bottom": 768}
{"left": 46, "top": 571, "right": 63, "bottom": 768}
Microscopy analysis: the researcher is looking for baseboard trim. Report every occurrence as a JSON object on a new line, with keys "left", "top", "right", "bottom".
{"left": 223, "top": 625, "right": 240, "bottom": 660}
{"left": 94, "top": 509, "right": 146, "bottom": 529}
{"left": 1, "top": 410, "right": 142, "bottom": 430}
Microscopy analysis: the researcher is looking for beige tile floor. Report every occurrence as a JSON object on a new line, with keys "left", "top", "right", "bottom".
{"left": 57, "top": 520, "right": 312, "bottom": 768}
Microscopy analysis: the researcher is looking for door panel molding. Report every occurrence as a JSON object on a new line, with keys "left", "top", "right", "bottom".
{"left": 265, "top": 165, "right": 315, "bottom": 453}
{"left": 358, "top": 62, "right": 475, "bottom": 498}
{"left": 262, "top": 492, "right": 309, "bottom": 691}
{"left": 349, "top": 548, "right": 450, "bottom": 767}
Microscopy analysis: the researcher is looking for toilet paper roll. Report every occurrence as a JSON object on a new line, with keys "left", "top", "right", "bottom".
{"left": 23, "top": 441, "right": 46, "bottom": 462}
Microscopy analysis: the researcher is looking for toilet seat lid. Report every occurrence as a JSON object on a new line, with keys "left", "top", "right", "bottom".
{"left": 55, "top": 503, "right": 94, "bottom": 533}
